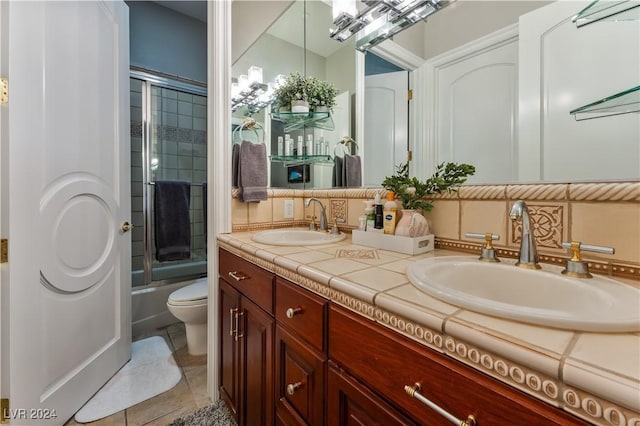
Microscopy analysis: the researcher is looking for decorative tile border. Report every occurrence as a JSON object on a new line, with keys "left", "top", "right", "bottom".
{"left": 562, "top": 385, "right": 640, "bottom": 426}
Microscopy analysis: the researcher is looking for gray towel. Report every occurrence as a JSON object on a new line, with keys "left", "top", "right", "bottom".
{"left": 333, "top": 156, "right": 344, "bottom": 187}
{"left": 344, "top": 154, "right": 362, "bottom": 187}
{"left": 238, "top": 140, "right": 268, "bottom": 202}
{"left": 232, "top": 143, "right": 240, "bottom": 188}
{"left": 154, "top": 180, "right": 191, "bottom": 262}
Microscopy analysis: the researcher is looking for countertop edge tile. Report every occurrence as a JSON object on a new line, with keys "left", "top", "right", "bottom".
{"left": 329, "top": 276, "right": 378, "bottom": 305}
{"left": 297, "top": 265, "right": 333, "bottom": 286}
{"left": 445, "top": 318, "right": 562, "bottom": 379}
{"left": 563, "top": 359, "right": 640, "bottom": 413}
{"left": 273, "top": 255, "right": 301, "bottom": 272}
{"left": 374, "top": 292, "right": 447, "bottom": 337}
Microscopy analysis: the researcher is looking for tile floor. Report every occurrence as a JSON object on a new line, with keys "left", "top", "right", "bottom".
{"left": 65, "top": 323, "right": 210, "bottom": 426}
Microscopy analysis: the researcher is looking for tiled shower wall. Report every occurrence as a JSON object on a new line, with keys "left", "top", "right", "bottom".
{"left": 231, "top": 182, "right": 640, "bottom": 281}
{"left": 130, "top": 78, "right": 207, "bottom": 286}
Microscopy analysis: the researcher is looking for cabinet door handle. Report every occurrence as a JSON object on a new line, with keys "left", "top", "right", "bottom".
{"left": 228, "top": 271, "right": 248, "bottom": 281}
{"left": 285, "top": 307, "right": 303, "bottom": 319}
{"left": 234, "top": 310, "right": 244, "bottom": 341}
{"left": 286, "top": 381, "right": 303, "bottom": 396}
{"left": 404, "top": 383, "right": 476, "bottom": 426}
{"left": 229, "top": 308, "right": 239, "bottom": 337}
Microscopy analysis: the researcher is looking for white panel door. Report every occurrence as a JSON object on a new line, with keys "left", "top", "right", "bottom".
{"left": 364, "top": 71, "right": 408, "bottom": 187}
{"left": 0, "top": 1, "right": 131, "bottom": 424}
{"left": 434, "top": 38, "right": 518, "bottom": 184}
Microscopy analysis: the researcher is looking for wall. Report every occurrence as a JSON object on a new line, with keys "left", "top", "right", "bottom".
{"left": 127, "top": 1, "right": 207, "bottom": 82}
{"left": 231, "top": 183, "right": 640, "bottom": 282}
{"left": 421, "top": 0, "right": 551, "bottom": 59}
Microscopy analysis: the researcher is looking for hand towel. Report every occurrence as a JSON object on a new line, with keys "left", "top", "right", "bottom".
{"left": 238, "top": 140, "right": 268, "bottom": 202}
{"left": 232, "top": 143, "right": 240, "bottom": 188}
{"left": 333, "top": 155, "right": 344, "bottom": 187}
{"left": 202, "top": 182, "right": 207, "bottom": 252}
{"left": 154, "top": 180, "right": 191, "bottom": 262}
{"left": 344, "top": 154, "right": 362, "bottom": 187}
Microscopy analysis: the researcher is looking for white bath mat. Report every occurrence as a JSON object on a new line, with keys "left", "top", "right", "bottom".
{"left": 74, "top": 335, "right": 182, "bottom": 423}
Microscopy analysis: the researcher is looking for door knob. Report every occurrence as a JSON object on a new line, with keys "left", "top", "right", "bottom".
{"left": 121, "top": 221, "right": 134, "bottom": 232}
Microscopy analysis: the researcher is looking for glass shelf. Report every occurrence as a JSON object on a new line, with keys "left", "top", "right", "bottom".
{"left": 271, "top": 111, "right": 335, "bottom": 132}
{"left": 572, "top": 0, "right": 640, "bottom": 27}
{"left": 570, "top": 85, "right": 640, "bottom": 120}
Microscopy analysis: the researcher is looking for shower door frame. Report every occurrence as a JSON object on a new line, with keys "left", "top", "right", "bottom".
{"left": 130, "top": 68, "right": 208, "bottom": 288}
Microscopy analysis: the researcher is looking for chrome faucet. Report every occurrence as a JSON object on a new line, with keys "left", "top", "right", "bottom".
{"left": 509, "top": 200, "right": 541, "bottom": 269}
{"left": 305, "top": 198, "right": 327, "bottom": 231}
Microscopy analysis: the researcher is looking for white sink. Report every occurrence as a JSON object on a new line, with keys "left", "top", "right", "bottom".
{"left": 407, "top": 256, "right": 640, "bottom": 332}
{"left": 252, "top": 228, "right": 346, "bottom": 246}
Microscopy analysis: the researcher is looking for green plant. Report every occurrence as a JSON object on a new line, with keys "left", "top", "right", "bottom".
{"left": 307, "top": 77, "right": 338, "bottom": 110}
{"left": 273, "top": 72, "right": 308, "bottom": 109}
{"left": 382, "top": 162, "right": 476, "bottom": 212}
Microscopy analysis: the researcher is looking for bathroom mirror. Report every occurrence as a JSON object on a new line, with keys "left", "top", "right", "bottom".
{"left": 232, "top": 0, "right": 361, "bottom": 189}
{"left": 232, "top": 0, "right": 640, "bottom": 187}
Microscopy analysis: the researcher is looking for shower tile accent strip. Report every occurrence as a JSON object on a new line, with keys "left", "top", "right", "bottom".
{"left": 231, "top": 181, "right": 640, "bottom": 281}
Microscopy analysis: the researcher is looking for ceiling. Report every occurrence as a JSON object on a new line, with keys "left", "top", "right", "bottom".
{"left": 152, "top": 0, "right": 344, "bottom": 59}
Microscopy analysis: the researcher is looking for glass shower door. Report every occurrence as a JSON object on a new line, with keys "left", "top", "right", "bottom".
{"left": 130, "top": 74, "right": 207, "bottom": 287}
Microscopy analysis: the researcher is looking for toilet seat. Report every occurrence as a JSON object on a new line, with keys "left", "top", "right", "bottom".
{"left": 168, "top": 280, "right": 208, "bottom": 306}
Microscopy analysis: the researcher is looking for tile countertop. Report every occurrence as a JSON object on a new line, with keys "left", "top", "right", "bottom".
{"left": 217, "top": 231, "right": 640, "bottom": 426}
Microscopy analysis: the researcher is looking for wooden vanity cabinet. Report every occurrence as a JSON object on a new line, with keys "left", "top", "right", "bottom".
{"left": 219, "top": 249, "right": 275, "bottom": 426}
{"left": 274, "top": 277, "right": 328, "bottom": 426}
{"left": 329, "top": 304, "right": 589, "bottom": 426}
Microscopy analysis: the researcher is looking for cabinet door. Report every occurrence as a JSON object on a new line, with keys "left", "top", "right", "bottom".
{"left": 275, "top": 324, "right": 325, "bottom": 426}
{"left": 219, "top": 278, "right": 241, "bottom": 421}
{"left": 240, "top": 296, "right": 275, "bottom": 426}
{"left": 327, "top": 362, "right": 417, "bottom": 426}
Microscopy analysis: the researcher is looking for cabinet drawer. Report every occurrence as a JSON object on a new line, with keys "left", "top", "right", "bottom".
{"left": 275, "top": 278, "right": 327, "bottom": 353}
{"left": 329, "top": 304, "right": 587, "bottom": 426}
{"left": 219, "top": 248, "right": 274, "bottom": 314}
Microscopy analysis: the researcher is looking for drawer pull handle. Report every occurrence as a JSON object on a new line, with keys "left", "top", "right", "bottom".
{"left": 286, "top": 382, "right": 303, "bottom": 395}
{"left": 404, "top": 383, "right": 476, "bottom": 426}
{"left": 228, "top": 271, "right": 248, "bottom": 281}
{"left": 285, "top": 307, "right": 303, "bottom": 319}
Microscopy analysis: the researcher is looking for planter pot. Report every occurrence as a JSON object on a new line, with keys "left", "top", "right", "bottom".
{"left": 313, "top": 105, "right": 329, "bottom": 113}
{"left": 395, "top": 209, "right": 429, "bottom": 237}
{"left": 278, "top": 106, "right": 291, "bottom": 113}
{"left": 291, "top": 100, "right": 310, "bottom": 113}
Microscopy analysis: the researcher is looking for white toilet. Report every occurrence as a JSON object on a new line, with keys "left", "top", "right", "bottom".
{"left": 167, "top": 278, "right": 208, "bottom": 355}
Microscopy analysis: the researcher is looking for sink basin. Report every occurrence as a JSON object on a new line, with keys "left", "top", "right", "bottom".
{"left": 251, "top": 228, "right": 346, "bottom": 246}
{"left": 407, "top": 256, "right": 640, "bottom": 332}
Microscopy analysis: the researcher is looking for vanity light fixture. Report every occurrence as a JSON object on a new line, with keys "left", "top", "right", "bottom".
{"left": 231, "top": 66, "right": 277, "bottom": 115}
{"left": 330, "top": 0, "right": 453, "bottom": 52}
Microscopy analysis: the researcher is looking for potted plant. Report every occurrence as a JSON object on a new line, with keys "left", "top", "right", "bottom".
{"left": 382, "top": 162, "right": 475, "bottom": 236}
{"left": 273, "top": 72, "right": 309, "bottom": 113}
{"left": 307, "top": 77, "right": 338, "bottom": 112}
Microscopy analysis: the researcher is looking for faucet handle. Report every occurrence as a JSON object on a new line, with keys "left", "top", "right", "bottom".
{"left": 561, "top": 241, "right": 615, "bottom": 279}
{"left": 330, "top": 218, "right": 341, "bottom": 235}
{"left": 465, "top": 232, "right": 500, "bottom": 262}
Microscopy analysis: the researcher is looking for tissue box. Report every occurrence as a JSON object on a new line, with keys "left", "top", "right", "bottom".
{"left": 351, "top": 230, "right": 434, "bottom": 255}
